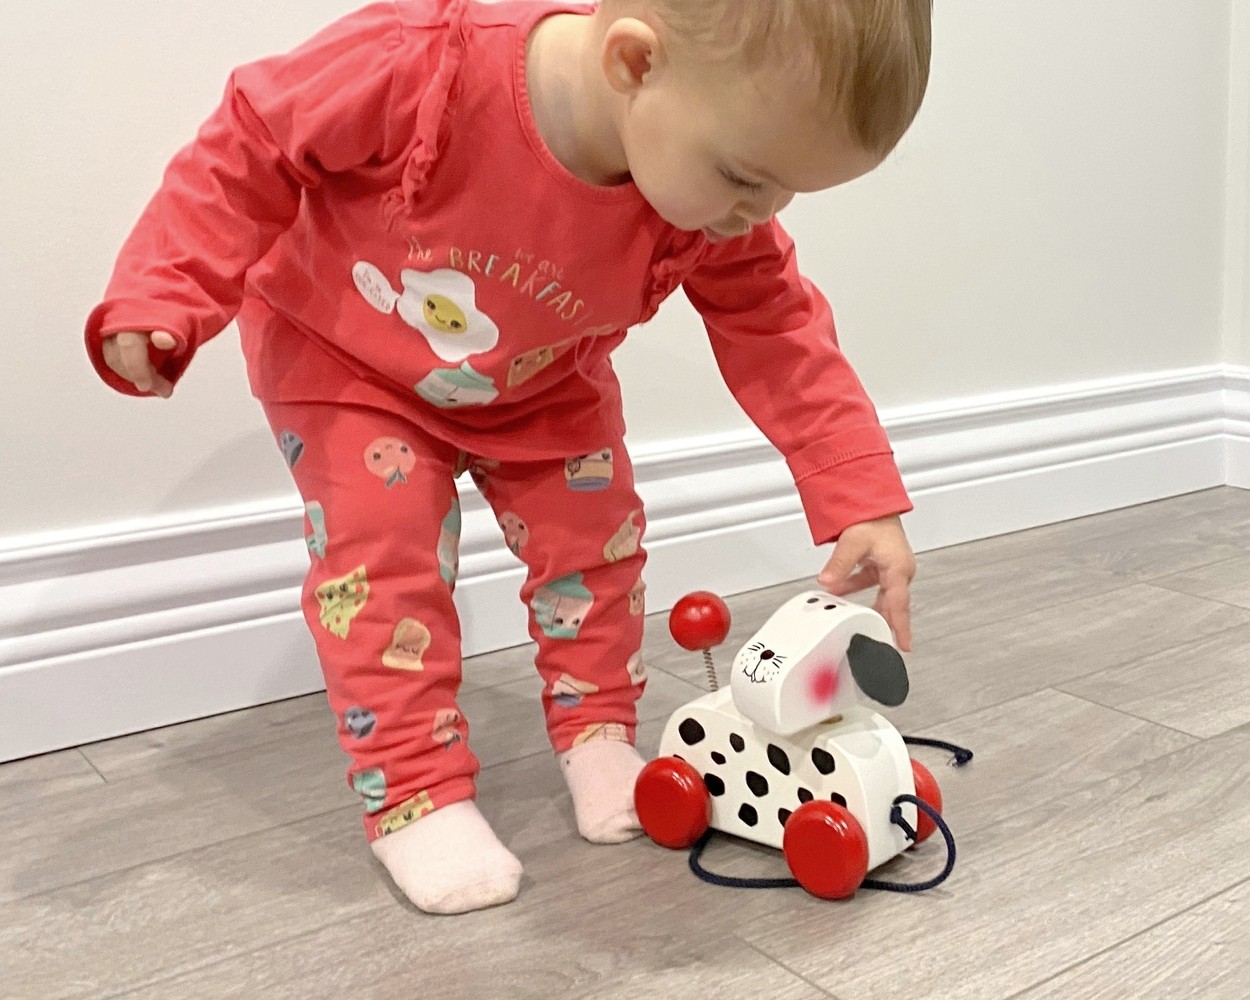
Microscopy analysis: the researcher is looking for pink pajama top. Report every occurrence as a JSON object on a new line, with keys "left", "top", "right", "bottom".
{"left": 84, "top": 0, "right": 911, "bottom": 544}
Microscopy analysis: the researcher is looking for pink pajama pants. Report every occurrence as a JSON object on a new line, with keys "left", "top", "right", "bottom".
{"left": 263, "top": 400, "right": 648, "bottom": 841}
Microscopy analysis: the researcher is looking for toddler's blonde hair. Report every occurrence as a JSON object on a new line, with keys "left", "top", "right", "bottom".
{"left": 643, "top": 0, "right": 933, "bottom": 156}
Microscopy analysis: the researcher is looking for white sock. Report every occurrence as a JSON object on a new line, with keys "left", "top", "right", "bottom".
{"left": 558, "top": 739, "right": 646, "bottom": 844}
{"left": 370, "top": 800, "right": 523, "bottom": 915}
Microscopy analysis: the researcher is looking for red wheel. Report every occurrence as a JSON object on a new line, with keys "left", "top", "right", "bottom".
{"left": 782, "top": 800, "right": 869, "bottom": 900}
{"left": 910, "top": 758, "right": 943, "bottom": 844}
{"left": 635, "top": 757, "right": 711, "bottom": 849}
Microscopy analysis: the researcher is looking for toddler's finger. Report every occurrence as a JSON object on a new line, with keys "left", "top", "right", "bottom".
{"left": 116, "top": 334, "right": 158, "bottom": 392}
{"left": 101, "top": 336, "right": 125, "bottom": 376}
{"left": 819, "top": 537, "right": 868, "bottom": 591}
{"left": 892, "top": 607, "right": 913, "bottom": 652}
{"left": 142, "top": 332, "right": 177, "bottom": 396}
{"left": 109, "top": 332, "right": 173, "bottom": 396}
{"left": 828, "top": 566, "right": 876, "bottom": 595}
{"left": 147, "top": 370, "right": 175, "bottom": 398}
{"left": 876, "top": 579, "right": 913, "bottom": 652}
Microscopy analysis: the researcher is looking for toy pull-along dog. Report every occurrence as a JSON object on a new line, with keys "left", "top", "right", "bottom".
{"left": 635, "top": 590, "right": 972, "bottom": 900}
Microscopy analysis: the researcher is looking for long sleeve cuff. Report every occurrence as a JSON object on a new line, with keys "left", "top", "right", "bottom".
{"left": 787, "top": 438, "right": 913, "bottom": 545}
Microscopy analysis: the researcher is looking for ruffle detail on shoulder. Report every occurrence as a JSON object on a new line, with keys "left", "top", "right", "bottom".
{"left": 382, "top": 0, "right": 472, "bottom": 228}
{"left": 639, "top": 229, "right": 708, "bottom": 323}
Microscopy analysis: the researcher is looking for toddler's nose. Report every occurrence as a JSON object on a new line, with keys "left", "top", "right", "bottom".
{"left": 738, "top": 191, "right": 795, "bottom": 226}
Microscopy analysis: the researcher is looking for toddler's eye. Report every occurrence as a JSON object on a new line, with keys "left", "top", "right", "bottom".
{"left": 719, "top": 167, "right": 764, "bottom": 191}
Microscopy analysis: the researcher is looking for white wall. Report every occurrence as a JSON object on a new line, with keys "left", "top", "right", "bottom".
{"left": 1226, "top": 0, "right": 1250, "bottom": 366}
{"left": 622, "top": 0, "right": 1234, "bottom": 426}
{"left": 0, "top": 0, "right": 1237, "bottom": 546}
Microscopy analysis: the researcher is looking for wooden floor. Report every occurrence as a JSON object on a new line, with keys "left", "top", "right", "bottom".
{"left": 4, "top": 487, "right": 1250, "bottom": 999}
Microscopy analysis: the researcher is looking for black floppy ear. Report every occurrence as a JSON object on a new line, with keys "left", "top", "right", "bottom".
{"left": 846, "top": 634, "right": 909, "bottom": 707}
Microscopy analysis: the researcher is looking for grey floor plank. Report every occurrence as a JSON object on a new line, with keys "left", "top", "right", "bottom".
{"left": 79, "top": 694, "right": 331, "bottom": 782}
{"left": 1151, "top": 552, "right": 1250, "bottom": 609}
{"left": 4, "top": 688, "right": 1199, "bottom": 1000}
{"left": 114, "top": 919, "right": 831, "bottom": 1000}
{"left": 905, "top": 545, "right": 1136, "bottom": 645}
{"left": 886, "top": 583, "right": 1250, "bottom": 733}
{"left": 919, "top": 487, "right": 1250, "bottom": 580}
{"left": 0, "top": 719, "right": 830, "bottom": 1000}
{"left": 905, "top": 687, "right": 1197, "bottom": 835}
{"left": 0, "top": 667, "right": 699, "bottom": 905}
{"left": 0, "top": 717, "right": 355, "bottom": 905}
{"left": 569, "top": 950, "right": 833, "bottom": 1000}
{"left": 1059, "top": 621, "right": 1250, "bottom": 738}
{"left": 0, "top": 748, "right": 104, "bottom": 812}
{"left": 1014, "top": 878, "right": 1250, "bottom": 1000}
{"left": 6, "top": 488, "right": 1250, "bottom": 1000}
{"left": 742, "top": 726, "right": 1250, "bottom": 1000}
{"left": 0, "top": 808, "right": 384, "bottom": 1000}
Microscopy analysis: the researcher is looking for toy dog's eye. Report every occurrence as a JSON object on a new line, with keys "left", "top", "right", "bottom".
{"left": 825, "top": 605, "right": 836, "bottom": 611}
{"left": 806, "top": 597, "right": 819, "bottom": 604}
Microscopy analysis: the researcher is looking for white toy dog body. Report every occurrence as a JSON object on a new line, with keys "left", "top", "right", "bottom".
{"left": 655, "top": 591, "right": 917, "bottom": 867}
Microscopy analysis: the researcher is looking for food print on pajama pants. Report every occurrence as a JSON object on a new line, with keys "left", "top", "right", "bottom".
{"left": 264, "top": 400, "right": 649, "bottom": 842}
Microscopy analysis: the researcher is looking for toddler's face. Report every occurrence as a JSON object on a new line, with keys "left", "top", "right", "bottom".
{"left": 619, "top": 54, "right": 882, "bottom": 240}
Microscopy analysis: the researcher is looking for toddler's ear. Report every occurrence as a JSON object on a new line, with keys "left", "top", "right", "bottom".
{"left": 846, "top": 634, "right": 909, "bottom": 707}
{"left": 601, "top": 17, "right": 665, "bottom": 93}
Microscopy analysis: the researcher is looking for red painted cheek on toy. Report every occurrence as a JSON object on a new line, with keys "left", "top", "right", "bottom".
{"left": 809, "top": 664, "right": 839, "bottom": 704}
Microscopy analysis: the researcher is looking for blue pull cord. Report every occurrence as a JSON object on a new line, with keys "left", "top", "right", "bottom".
{"left": 903, "top": 736, "right": 974, "bottom": 766}
{"left": 688, "top": 836, "right": 799, "bottom": 890}
{"left": 861, "top": 796, "right": 956, "bottom": 893}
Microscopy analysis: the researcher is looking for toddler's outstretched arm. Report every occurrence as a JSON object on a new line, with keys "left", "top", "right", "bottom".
{"left": 684, "top": 220, "right": 916, "bottom": 646}
{"left": 684, "top": 220, "right": 912, "bottom": 544}
{"left": 85, "top": 4, "right": 447, "bottom": 397}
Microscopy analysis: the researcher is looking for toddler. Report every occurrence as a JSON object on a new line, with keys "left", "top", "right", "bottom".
{"left": 87, "top": 0, "right": 929, "bottom": 914}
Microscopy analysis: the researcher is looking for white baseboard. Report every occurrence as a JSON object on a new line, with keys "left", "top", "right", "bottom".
{"left": 2, "top": 365, "right": 1245, "bottom": 762}
{"left": 1222, "top": 365, "right": 1250, "bottom": 488}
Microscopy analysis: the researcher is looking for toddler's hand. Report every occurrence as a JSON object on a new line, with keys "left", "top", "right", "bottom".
{"left": 817, "top": 514, "right": 917, "bottom": 652}
{"left": 102, "top": 330, "right": 178, "bottom": 398}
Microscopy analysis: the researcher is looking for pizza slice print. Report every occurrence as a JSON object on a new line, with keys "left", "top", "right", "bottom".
{"left": 314, "top": 565, "right": 370, "bottom": 639}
